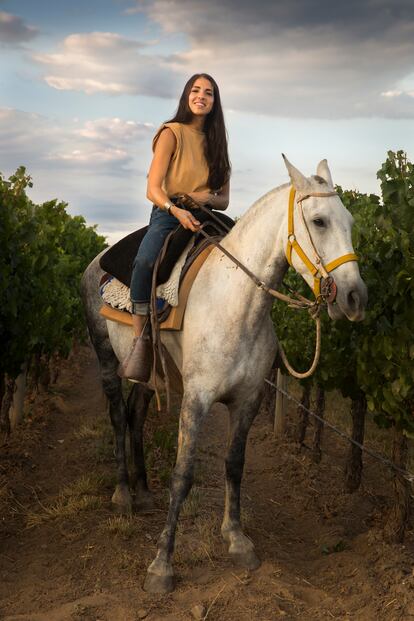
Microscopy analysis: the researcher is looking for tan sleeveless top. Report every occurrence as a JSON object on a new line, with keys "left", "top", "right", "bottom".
{"left": 152, "top": 122, "right": 210, "bottom": 196}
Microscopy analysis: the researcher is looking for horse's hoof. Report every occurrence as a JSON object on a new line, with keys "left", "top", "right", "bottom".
{"left": 111, "top": 486, "right": 133, "bottom": 515}
{"left": 134, "top": 492, "right": 155, "bottom": 513}
{"left": 143, "top": 570, "right": 175, "bottom": 594}
{"left": 230, "top": 548, "right": 261, "bottom": 571}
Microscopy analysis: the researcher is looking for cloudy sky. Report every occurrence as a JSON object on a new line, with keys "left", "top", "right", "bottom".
{"left": 1, "top": 0, "right": 413, "bottom": 242}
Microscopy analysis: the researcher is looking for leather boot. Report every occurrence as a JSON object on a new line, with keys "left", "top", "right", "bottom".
{"left": 118, "top": 335, "right": 152, "bottom": 382}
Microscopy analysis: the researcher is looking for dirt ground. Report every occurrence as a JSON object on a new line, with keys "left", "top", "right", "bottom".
{"left": 1, "top": 346, "right": 414, "bottom": 621}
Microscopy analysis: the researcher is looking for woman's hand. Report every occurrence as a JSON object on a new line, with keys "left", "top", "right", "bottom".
{"left": 171, "top": 206, "right": 200, "bottom": 232}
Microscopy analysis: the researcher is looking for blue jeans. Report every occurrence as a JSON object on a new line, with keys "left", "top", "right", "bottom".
{"left": 130, "top": 207, "right": 179, "bottom": 315}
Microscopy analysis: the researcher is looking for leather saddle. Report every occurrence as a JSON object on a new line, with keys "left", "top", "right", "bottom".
{"left": 100, "top": 207, "right": 234, "bottom": 288}
{"left": 99, "top": 202, "right": 235, "bottom": 330}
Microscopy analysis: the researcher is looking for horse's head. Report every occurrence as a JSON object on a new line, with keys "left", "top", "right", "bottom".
{"left": 282, "top": 155, "right": 367, "bottom": 321}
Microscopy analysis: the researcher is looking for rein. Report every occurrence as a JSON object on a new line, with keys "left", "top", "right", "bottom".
{"left": 177, "top": 188, "right": 358, "bottom": 379}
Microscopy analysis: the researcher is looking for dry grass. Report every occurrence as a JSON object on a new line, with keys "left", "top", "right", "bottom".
{"left": 195, "top": 512, "right": 221, "bottom": 559}
{"left": 116, "top": 548, "right": 146, "bottom": 574}
{"left": 74, "top": 421, "right": 107, "bottom": 440}
{"left": 26, "top": 495, "right": 103, "bottom": 528}
{"left": 181, "top": 486, "right": 201, "bottom": 519}
{"left": 26, "top": 473, "right": 105, "bottom": 528}
{"left": 101, "top": 515, "right": 143, "bottom": 539}
{"left": 62, "top": 473, "right": 104, "bottom": 497}
{"left": 175, "top": 510, "right": 221, "bottom": 566}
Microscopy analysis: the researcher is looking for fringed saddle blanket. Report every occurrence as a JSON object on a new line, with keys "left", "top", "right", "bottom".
{"left": 99, "top": 243, "right": 214, "bottom": 331}
{"left": 100, "top": 238, "right": 194, "bottom": 311}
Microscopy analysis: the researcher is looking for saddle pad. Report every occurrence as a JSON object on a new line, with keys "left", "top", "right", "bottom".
{"left": 99, "top": 210, "right": 235, "bottom": 287}
{"left": 100, "top": 237, "right": 194, "bottom": 310}
{"left": 155, "top": 237, "right": 194, "bottom": 306}
{"left": 99, "top": 244, "right": 214, "bottom": 331}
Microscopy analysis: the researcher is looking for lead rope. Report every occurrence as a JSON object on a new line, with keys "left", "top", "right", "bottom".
{"left": 178, "top": 195, "right": 323, "bottom": 380}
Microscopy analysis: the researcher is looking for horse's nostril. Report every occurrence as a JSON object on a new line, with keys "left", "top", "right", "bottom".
{"left": 348, "top": 290, "right": 360, "bottom": 310}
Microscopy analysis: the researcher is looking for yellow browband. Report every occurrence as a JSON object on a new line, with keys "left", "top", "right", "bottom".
{"left": 286, "top": 187, "right": 358, "bottom": 298}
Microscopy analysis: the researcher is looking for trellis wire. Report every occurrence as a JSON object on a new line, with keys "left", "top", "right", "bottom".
{"left": 265, "top": 377, "right": 414, "bottom": 484}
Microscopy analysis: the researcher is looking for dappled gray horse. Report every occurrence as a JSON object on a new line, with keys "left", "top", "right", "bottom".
{"left": 81, "top": 157, "right": 367, "bottom": 593}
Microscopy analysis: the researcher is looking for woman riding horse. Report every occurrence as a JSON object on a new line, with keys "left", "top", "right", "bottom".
{"left": 119, "top": 73, "right": 231, "bottom": 381}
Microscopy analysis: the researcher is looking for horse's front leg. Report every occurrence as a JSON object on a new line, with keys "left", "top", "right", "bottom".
{"left": 144, "top": 392, "right": 209, "bottom": 593}
{"left": 127, "top": 383, "right": 155, "bottom": 512}
{"left": 221, "top": 390, "right": 262, "bottom": 570}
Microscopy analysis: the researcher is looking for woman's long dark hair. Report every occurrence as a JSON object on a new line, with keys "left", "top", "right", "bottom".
{"left": 165, "top": 73, "right": 231, "bottom": 191}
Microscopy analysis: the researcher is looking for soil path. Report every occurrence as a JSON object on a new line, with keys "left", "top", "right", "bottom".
{"left": 1, "top": 347, "right": 413, "bottom": 620}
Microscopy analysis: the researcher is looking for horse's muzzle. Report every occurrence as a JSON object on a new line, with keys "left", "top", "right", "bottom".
{"left": 328, "top": 280, "right": 368, "bottom": 322}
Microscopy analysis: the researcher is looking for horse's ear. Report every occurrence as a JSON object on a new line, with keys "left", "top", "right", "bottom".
{"left": 282, "top": 154, "right": 311, "bottom": 192}
{"left": 316, "top": 159, "right": 333, "bottom": 186}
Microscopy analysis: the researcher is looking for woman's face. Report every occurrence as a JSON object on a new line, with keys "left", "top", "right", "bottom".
{"left": 188, "top": 77, "right": 214, "bottom": 118}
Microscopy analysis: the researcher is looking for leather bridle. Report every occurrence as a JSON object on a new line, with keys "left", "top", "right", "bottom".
{"left": 286, "top": 187, "right": 358, "bottom": 303}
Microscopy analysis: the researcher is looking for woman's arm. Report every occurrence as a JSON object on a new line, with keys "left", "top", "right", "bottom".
{"left": 146, "top": 128, "right": 175, "bottom": 207}
{"left": 188, "top": 179, "right": 230, "bottom": 211}
{"left": 146, "top": 129, "right": 200, "bottom": 231}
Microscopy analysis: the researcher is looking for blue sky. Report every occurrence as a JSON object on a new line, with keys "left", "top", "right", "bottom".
{"left": 1, "top": 0, "right": 413, "bottom": 242}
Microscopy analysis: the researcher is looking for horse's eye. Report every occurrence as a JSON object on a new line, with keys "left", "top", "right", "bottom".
{"left": 313, "top": 218, "right": 325, "bottom": 227}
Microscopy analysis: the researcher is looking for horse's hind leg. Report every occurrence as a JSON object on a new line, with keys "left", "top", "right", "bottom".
{"left": 127, "top": 383, "right": 155, "bottom": 512}
{"left": 221, "top": 391, "right": 262, "bottom": 570}
{"left": 81, "top": 257, "right": 132, "bottom": 514}
{"left": 90, "top": 344, "right": 131, "bottom": 513}
{"left": 100, "top": 356, "right": 133, "bottom": 514}
{"left": 144, "top": 392, "right": 210, "bottom": 594}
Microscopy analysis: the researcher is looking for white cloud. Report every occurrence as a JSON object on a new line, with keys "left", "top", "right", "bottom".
{"left": 76, "top": 117, "right": 154, "bottom": 141}
{"left": 0, "top": 108, "right": 153, "bottom": 170}
{"left": 8, "top": 2, "right": 414, "bottom": 120}
{"left": 32, "top": 31, "right": 179, "bottom": 97}
{"left": 382, "top": 90, "right": 403, "bottom": 98}
{"left": 133, "top": 0, "right": 414, "bottom": 119}
{"left": 30, "top": 3, "right": 414, "bottom": 118}
{"left": 381, "top": 89, "right": 414, "bottom": 98}
{"left": 44, "top": 76, "right": 129, "bottom": 95}
{"left": 52, "top": 147, "right": 129, "bottom": 164}
{"left": 0, "top": 108, "right": 154, "bottom": 231}
{"left": 0, "top": 108, "right": 57, "bottom": 158}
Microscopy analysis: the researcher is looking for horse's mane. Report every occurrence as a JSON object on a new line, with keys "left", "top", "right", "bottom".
{"left": 228, "top": 182, "right": 291, "bottom": 235}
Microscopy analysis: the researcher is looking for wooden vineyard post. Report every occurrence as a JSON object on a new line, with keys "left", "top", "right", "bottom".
{"left": 295, "top": 384, "right": 311, "bottom": 445}
{"left": 384, "top": 427, "right": 411, "bottom": 543}
{"left": 274, "top": 370, "right": 288, "bottom": 438}
{"left": 344, "top": 394, "right": 366, "bottom": 492}
{"left": 9, "top": 363, "right": 28, "bottom": 430}
{"left": 0, "top": 376, "right": 14, "bottom": 438}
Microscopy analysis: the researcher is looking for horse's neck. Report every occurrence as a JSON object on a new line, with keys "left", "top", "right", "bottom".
{"left": 223, "top": 184, "right": 289, "bottom": 289}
